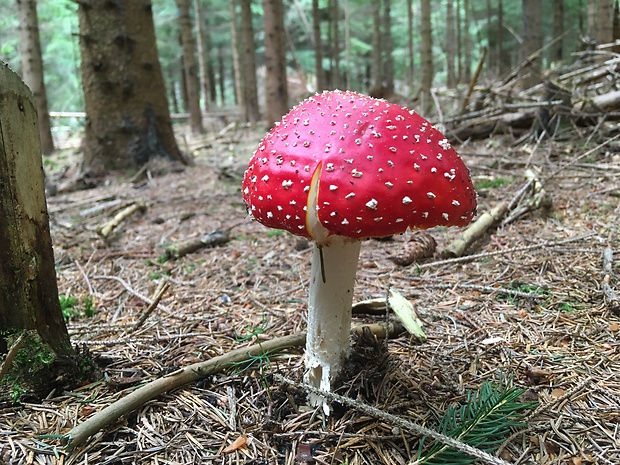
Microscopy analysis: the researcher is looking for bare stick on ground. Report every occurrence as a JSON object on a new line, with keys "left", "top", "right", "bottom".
{"left": 62, "top": 323, "right": 404, "bottom": 452}
{"left": 602, "top": 248, "right": 620, "bottom": 315}
{"left": 97, "top": 201, "right": 147, "bottom": 239}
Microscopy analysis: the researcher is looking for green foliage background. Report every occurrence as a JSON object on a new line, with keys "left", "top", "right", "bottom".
{"left": 0, "top": 0, "right": 588, "bottom": 113}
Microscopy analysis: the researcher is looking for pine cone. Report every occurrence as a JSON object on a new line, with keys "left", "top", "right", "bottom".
{"left": 390, "top": 231, "right": 437, "bottom": 266}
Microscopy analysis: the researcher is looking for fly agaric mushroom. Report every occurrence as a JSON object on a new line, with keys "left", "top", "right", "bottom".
{"left": 242, "top": 90, "right": 476, "bottom": 407}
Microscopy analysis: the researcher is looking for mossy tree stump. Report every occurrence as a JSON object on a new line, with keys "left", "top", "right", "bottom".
{"left": 0, "top": 61, "right": 73, "bottom": 356}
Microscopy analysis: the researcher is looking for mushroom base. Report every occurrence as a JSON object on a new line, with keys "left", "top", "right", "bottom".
{"left": 304, "top": 237, "right": 362, "bottom": 410}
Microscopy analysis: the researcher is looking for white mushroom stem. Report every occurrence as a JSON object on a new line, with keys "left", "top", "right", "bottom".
{"left": 304, "top": 236, "right": 361, "bottom": 408}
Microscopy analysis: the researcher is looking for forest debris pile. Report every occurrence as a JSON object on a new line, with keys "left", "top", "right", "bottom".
{"left": 447, "top": 49, "right": 620, "bottom": 143}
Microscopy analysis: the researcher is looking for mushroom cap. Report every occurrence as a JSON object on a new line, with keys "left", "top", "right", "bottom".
{"left": 242, "top": 90, "right": 477, "bottom": 242}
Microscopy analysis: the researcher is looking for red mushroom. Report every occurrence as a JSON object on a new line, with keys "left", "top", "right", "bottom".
{"left": 242, "top": 90, "right": 476, "bottom": 408}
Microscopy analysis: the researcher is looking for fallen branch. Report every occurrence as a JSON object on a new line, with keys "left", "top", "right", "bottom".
{"left": 62, "top": 322, "right": 404, "bottom": 452}
{"left": 97, "top": 201, "right": 147, "bottom": 239}
{"left": 164, "top": 230, "right": 231, "bottom": 259}
{"left": 274, "top": 374, "right": 512, "bottom": 465}
{"left": 442, "top": 201, "right": 510, "bottom": 258}
{"left": 602, "top": 248, "right": 620, "bottom": 315}
{"left": 132, "top": 281, "right": 170, "bottom": 331}
{"left": 0, "top": 331, "right": 27, "bottom": 382}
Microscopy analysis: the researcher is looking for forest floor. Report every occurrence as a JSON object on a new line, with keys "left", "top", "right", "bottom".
{"left": 1, "top": 119, "right": 620, "bottom": 465}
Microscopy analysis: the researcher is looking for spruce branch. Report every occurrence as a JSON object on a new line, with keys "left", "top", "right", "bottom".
{"left": 414, "top": 381, "right": 537, "bottom": 465}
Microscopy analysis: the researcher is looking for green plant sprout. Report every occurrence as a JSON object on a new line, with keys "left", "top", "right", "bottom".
{"left": 416, "top": 380, "right": 536, "bottom": 465}
{"left": 475, "top": 177, "right": 511, "bottom": 190}
{"left": 497, "top": 281, "right": 550, "bottom": 305}
{"left": 230, "top": 314, "right": 279, "bottom": 399}
{"left": 59, "top": 294, "right": 97, "bottom": 320}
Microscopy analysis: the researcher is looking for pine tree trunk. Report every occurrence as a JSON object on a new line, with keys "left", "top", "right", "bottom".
{"left": 16, "top": 0, "right": 54, "bottom": 155}
{"left": 446, "top": 0, "right": 457, "bottom": 87}
{"left": 552, "top": 0, "right": 564, "bottom": 62}
{"left": 587, "top": 0, "right": 598, "bottom": 42}
{"left": 597, "top": 0, "right": 615, "bottom": 46}
{"left": 522, "top": 0, "right": 542, "bottom": 88}
{"left": 240, "top": 0, "right": 260, "bottom": 122}
{"left": 330, "top": 0, "right": 340, "bottom": 89}
{"left": 194, "top": 0, "right": 215, "bottom": 111}
{"left": 0, "top": 62, "right": 73, "bottom": 356}
{"left": 383, "top": 0, "right": 394, "bottom": 95}
{"left": 407, "top": 0, "right": 414, "bottom": 92}
{"left": 419, "top": 0, "right": 433, "bottom": 114}
{"left": 497, "top": 0, "right": 508, "bottom": 75}
{"left": 178, "top": 0, "right": 205, "bottom": 134}
{"left": 229, "top": 0, "right": 244, "bottom": 107}
{"left": 262, "top": 0, "right": 289, "bottom": 125}
{"left": 217, "top": 47, "right": 226, "bottom": 105}
{"left": 77, "top": 0, "right": 185, "bottom": 176}
{"left": 462, "top": 0, "right": 472, "bottom": 83}
{"left": 312, "top": 0, "right": 324, "bottom": 92}
{"left": 371, "top": 0, "right": 382, "bottom": 89}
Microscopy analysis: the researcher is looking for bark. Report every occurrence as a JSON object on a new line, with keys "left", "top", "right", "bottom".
{"left": 419, "top": 0, "right": 433, "bottom": 114}
{"left": 177, "top": 0, "right": 205, "bottom": 134}
{"left": 552, "top": 0, "right": 564, "bottom": 62}
{"left": 597, "top": 0, "right": 615, "bottom": 46}
{"left": 229, "top": 0, "right": 244, "bottom": 107}
{"left": 407, "top": 0, "right": 414, "bottom": 92}
{"left": 330, "top": 0, "right": 340, "bottom": 89}
{"left": 522, "top": 0, "right": 543, "bottom": 88}
{"left": 262, "top": 0, "right": 289, "bottom": 125}
{"left": 497, "top": 0, "right": 508, "bottom": 75}
{"left": 462, "top": 0, "right": 472, "bottom": 83}
{"left": 312, "top": 0, "right": 324, "bottom": 91}
{"left": 0, "top": 62, "right": 72, "bottom": 356}
{"left": 240, "top": 0, "right": 260, "bottom": 122}
{"left": 217, "top": 46, "right": 226, "bottom": 105}
{"left": 383, "top": 0, "right": 394, "bottom": 95}
{"left": 446, "top": 0, "right": 457, "bottom": 87}
{"left": 77, "top": 0, "right": 185, "bottom": 176}
{"left": 587, "top": 0, "right": 597, "bottom": 41}
{"left": 16, "top": 0, "right": 54, "bottom": 155}
{"left": 371, "top": 0, "right": 382, "bottom": 89}
{"left": 485, "top": 0, "right": 496, "bottom": 76}
{"left": 194, "top": 0, "right": 215, "bottom": 110}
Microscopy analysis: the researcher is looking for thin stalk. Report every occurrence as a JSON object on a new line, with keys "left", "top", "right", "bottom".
{"left": 304, "top": 238, "right": 361, "bottom": 408}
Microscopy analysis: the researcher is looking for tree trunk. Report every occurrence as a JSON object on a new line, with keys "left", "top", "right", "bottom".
{"left": 446, "top": 0, "right": 457, "bottom": 87}
{"left": 587, "top": 0, "right": 598, "bottom": 42}
{"left": 383, "top": 0, "right": 394, "bottom": 95}
{"left": 371, "top": 0, "right": 382, "bottom": 89}
{"left": 229, "top": 0, "right": 244, "bottom": 107}
{"left": 462, "top": 0, "right": 472, "bottom": 83}
{"left": 217, "top": 46, "right": 226, "bottom": 105}
{"left": 239, "top": 0, "right": 260, "bottom": 122}
{"left": 419, "top": 0, "right": 433, "bottom": 114}
{"left": 194, "top": 0, "right": 215, "bottom": 111}
{"left": 498, "top": 0, "right": 508, "bottom": 75}
{"left": 177, "top": 0, "right": 205, "bottom": 134}
{"left": 312, "top": 0, "right": 324, "bottom": 92}
{"left": 330, "top": 0, "right": 340, "bottom": 89}
{"left": 16, "top": 0, "right": 54, "bottom": 155}
{"left": 407, "top": 0, "right": 414, "bottom": 93}
{"left": 262, "top": 0, "right": 289, "bottom": 125}
{"left": 552, "top": 0, "right": 564, "bottom": 62}
{"left": 0, "top": 62, "right": 73, "bottom": 356}
{"left": 522, "top": 0, "right": 543, "bottom": 88}
{"left": 597, "top": 0, "right": 615, "bottom": 46}
{"left": 77, "top": 0, "right": 185, "bottom": 176}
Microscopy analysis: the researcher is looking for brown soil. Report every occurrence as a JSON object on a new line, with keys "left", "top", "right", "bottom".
{"left": 1, "top": 123, "right": 619, "bottom": 465}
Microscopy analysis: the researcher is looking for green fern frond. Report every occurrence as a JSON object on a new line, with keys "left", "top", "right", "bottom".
{"left": 416, "top": 381, "right": 536, "bottom": 465}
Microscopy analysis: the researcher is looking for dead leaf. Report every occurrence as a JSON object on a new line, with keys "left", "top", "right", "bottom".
{"left": 222, "top": 434, "right": 246, "bottom": 454}
{"left": 609, "top": 322, "right": 620, "bottom": 331}
{"left": 550, "top": 388, "right": 565, "bottom": 398}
